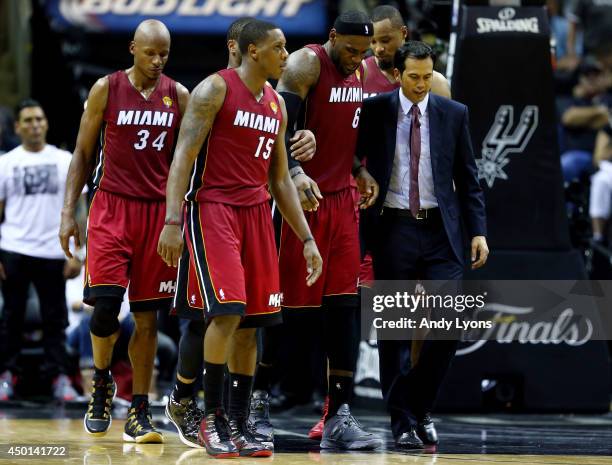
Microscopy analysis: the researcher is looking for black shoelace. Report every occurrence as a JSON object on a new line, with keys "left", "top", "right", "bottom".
{"left": 133, "top": 401, "right": 154, "bottom": 431}
{"left": 90, "top": 377, "right": 112, "bottom": 419}
{"left": 214, "top": 415, "right": 232, "bottom": 442}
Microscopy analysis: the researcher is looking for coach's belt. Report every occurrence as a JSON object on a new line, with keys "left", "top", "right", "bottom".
{"left": 382, "top": 207, "right": 440, "bottom": 220}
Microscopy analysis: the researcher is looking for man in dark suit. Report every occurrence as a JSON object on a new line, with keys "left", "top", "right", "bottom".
{"left": 355, "top": 41, "right": 489, "bottom": 449}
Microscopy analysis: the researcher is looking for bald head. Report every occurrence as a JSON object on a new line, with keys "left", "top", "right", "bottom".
{"left": 130, "top": 20, "right": 171, "bottom": 81}
{"left": 133, "top": 19, "right": 171, "bottom": 46}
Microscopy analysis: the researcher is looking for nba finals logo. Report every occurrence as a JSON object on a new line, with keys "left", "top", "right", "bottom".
{"left": 162, "top": 96, "right": 173, "bottom": 108}
{"left": 476, "top": 105, "right": 539, "bottom": 188}
{"left": 269, "top": 101, "right": 278, "bottom": 114}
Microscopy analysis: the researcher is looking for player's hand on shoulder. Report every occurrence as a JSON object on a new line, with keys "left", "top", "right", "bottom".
{"left": 157, "top": 224, "right": 183, "bottom": 268}
{"left": 290, "top": 130, "right": 316, "bottom": 162}
{"left": 302, "top": 239, "right": 323, "bottom": 287}
{"left": 354, "top": 166, "right": 379, "bottom": 209}
{"left": 290, "top": 168, "right": 323, "bottom": 212}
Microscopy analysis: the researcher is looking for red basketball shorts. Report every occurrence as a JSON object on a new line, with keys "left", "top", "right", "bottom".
{"left": 352, "top": 186, "right": 375, "bottom": 287}
{"left": 173, "top": 201, "right": 281, "bottom": 327}
{"left": 84, "top": 190, "right": 176, "bottom": 311}
{"left": 279, "top": 187, "right": 360, "bottom": 308}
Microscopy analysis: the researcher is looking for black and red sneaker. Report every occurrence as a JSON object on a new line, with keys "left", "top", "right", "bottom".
{"left": 229, "top": 418, "right": 273, "bottom": 457}
{"left": 198, "top": 410, "right": 239, "bottom": 459}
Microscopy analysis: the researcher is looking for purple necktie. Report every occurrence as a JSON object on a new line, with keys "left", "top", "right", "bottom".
{"left": 409, "top": 104, "right": 421, "bottom": 217}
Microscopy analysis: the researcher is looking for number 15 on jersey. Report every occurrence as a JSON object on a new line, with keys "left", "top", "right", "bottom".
{"left": 254, "top": 136, "right": 274, "bottom": 160}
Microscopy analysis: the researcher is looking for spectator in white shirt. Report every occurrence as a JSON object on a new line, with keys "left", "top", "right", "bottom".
{"left": 0, "top": 99, "right": 86, "bottom": 401}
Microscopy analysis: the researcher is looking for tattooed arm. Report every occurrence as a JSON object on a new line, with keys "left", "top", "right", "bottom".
{"left": 276, "top": 48, "right": 324, "bottom": 211}
{"left": 276, "top": 47, "right": 320, "bottom": 99}
{"left": 158, "top": 74, "right": 226, "bottom": 267}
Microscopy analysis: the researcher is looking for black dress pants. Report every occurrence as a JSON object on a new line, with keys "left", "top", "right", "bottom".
{"left": 372, "top": 210, "right": 462, "bottom": 438}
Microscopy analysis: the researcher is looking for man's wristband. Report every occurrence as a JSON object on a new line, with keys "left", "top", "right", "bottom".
{"left": 165, "top": 219, "right": 182, "bottom": 226}
{"left": 303, "top": 236, "right": 314, "bottom": 244}
{"left": 290, "top": 168, "right": 304, "bottom": 179}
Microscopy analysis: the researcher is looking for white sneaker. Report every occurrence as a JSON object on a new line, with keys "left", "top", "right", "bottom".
{"left": 0, "top": 370, "right": 14, "bottom": 401}
{"left": 52, "top": 374, "right": 78, "bottom": 401}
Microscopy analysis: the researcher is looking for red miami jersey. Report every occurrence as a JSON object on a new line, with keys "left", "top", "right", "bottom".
{"left": 300, "top": 44, "right": 364, "bottom": 194}
{"left": 363, "top": 55, "right": 399, "bottom": 98}
{"left": 94, "top": 71, "right": 180, "bottom": 199}
{"left": 186, "top": 68, "right": 283, "bottom": 206}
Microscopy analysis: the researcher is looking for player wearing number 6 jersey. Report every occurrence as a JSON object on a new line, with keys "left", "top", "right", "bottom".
{"left": 274, "top": 11, "right": 381, "bottom": 450}
{"left": 59, "top": 20, "right": 189, "bottom": 443}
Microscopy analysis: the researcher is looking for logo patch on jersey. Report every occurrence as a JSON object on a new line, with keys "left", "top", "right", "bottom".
{"left": 159, "top": 280, "right": 176, "bottom": 294}
{"left": 268, "top": 293, "right": 283, "bottom": 307}
{"left": 270, "top": 102, "right": 278, "bottom": 114}
{"left": 162, "top": 96, "right": 173, "bottom": 108}
{"left": 355, "top": 69, "right": 361, "bottom": 82}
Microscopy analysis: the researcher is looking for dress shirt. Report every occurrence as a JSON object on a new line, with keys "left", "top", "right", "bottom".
{"left": 384, "top": 91, "right": 438, "bottom": 209}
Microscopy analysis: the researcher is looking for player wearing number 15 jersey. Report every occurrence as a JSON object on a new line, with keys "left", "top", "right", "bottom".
{"left": 60, "top": 20, "right": 189, "bottom": 443}
{"left": 157, "top": 20, "right": 322, "bottom": 458}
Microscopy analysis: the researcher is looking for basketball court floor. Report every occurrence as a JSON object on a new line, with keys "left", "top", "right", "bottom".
{"left": 1, "top": 404, "right": 611, "bottom": 464}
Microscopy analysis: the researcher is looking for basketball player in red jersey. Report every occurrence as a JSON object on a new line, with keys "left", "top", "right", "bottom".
{"left": 157, "top": 20, "right": 322, "bottom": 458}
{"left": 163, "top": 17, "right": 319, "bottom": 450}
{"left": 226, "top": 18, "right": 317, "bottom": 163}
{"left": 274, "top": 11, "right": 382, "bottom": 450}
{"left": 59, "top": 20, "right": 189, "bottom": 443}
{"left": 365, "top": 5, "right": 450, "bottom": 100}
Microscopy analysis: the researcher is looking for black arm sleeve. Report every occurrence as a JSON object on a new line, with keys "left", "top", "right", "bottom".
{"left": 279, "top": 91, "right": 304, "bottom": 170}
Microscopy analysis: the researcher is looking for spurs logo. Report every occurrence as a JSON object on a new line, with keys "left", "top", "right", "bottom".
{"left": 476, "top": 105, "right": 539, "bottom": 188}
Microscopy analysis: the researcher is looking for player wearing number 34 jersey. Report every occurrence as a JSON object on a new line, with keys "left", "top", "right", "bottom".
{"left": 84, "top": 70, "right": 183, "bottom": 306}
{"left": 60, "top": 20, "right": 189, "bottom": 443}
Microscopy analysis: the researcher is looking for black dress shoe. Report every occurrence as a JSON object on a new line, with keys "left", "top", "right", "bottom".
{"left": 395, "top": 427, "right": 424, "bottom": 449}
{"left": 416, "top": 414, "right": 438, "bottom": 445}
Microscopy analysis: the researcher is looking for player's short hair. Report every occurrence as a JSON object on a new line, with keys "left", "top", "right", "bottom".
{"left": 371, "top": 5, "right": 405, "bottom": 29}
{"left": 238, "top": 20, "right": 279, "bottom": 54}
{"left": 226, "top": 16, "right": 255, "bottom": 42}
{"left": 333, "top": 10, "right": 373, "bottom": 36}
{"left": 14, "top": 99, "right": 44, "bottom": 121}
{"left": 394, "top": 41, "right": 435, "bottom": 73}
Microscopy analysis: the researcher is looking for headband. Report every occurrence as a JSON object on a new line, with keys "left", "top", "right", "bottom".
{"left": 333, "top": 18, "right": 374, "bottom": 36}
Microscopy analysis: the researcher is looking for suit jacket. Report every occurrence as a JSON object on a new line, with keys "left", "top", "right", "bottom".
{"left": 357, "top": 89, "right": 486, "bottom": 264}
